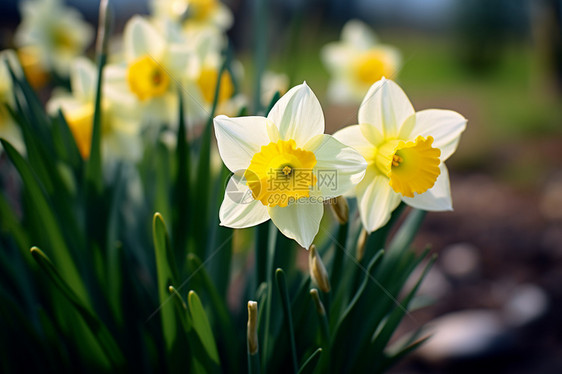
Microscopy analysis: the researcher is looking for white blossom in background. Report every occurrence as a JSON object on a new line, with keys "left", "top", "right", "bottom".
{"left": 104, "top": 16, "right": 198, "bottom": 130}
{"left": 321, "top": 20, "right": 401, "bottom": 104}
{"left": 47, "top": 58, "right": 142, "bottom": 163}
{"left": 261, "top": 71, "right": 289, "bottom": 109}
{"left": 14, "top": 0, "right": 93, "bottom": 78}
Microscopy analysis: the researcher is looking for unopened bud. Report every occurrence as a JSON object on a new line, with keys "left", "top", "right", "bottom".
{"left": 309, "top": 245, "right": 331, "bottom": 293}
{"left": 356, "top": 229, "right": 368, "bottom": 261}
{"left": 309, "top": 288, "right": 326, "bottom": 316}
{"left": 247, "top": 301, "right": 258, "bottom": 355}
{"left": 329, "top": 195, "right": 349, "bottom": 225}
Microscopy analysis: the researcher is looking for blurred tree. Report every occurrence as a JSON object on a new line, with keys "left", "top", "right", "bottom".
{"left": 455, "top": 0, "right": 528, "bottom": 73}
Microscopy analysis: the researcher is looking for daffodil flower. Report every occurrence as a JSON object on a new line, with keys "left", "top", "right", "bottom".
{"left": 170, "top": 26, "right": 245, "bottom": 122}
{"left": 14, "top": 0, "right": 93, "bottom": 77}
{"left": 321, "top": 20, "right": 401, "bottom": 104}
{"left": 333, "top": 78, "right": 467, "bottom": 233}
{"left": 47, "top": 58, "right": 142, "bottom": 162}
{"left": 214, "top": 83, "right": 367, "bottom": 248}
{"left": 104, "top": 16, "right": 198, "bottom": 129}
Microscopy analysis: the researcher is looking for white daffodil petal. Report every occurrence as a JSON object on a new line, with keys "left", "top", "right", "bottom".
{"left": 407, "top": 109, "right": 467, "bottom": 161}
{"left": 358, "top": 78, "right": 414, "bottom": 140}
{"left": 305, "top": 134, "right": 367, "bottom": 198}
{"left": 268, "top": 202, "right": 323, "bottom": 249}
{"left": 267, "top": 82, "right": 324, "bottom": 146}
{"left": 356, "top": 167, "right": 401, "bottom": 233}
{"left": 333, "top": 125, "right": 375, "bottom": 161}
{"left": 214, "top": 115, "right": 271, "bottom": 172}
{"left": 124, "top": 16, "right": 165, "bottom": 61}
{"left": 402, "top": 163, "right": 452, "bottom": 211}
{"left": 70, "top": 57, "right": 96, "bottom": 102}
{"left": 219, "top": 175, "right": 270, "bottom": 228}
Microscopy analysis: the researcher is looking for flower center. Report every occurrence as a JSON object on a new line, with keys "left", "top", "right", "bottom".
{"left": 52, "top": 26, "right": 78, "bottom": 52}
{"left": 127, "top": 55, "right": 170, "bottom": 101}
{"left": 197, "top": 67, "right": 234, "bottom": 105}
{"left": 245, "top": 139, "right": 317, "bottom": 208}
{"left": 375, "top": 135, "right": 441, "bottom": 198}
{"left": 352, "top": 50, "right": 388, "bottom": 85}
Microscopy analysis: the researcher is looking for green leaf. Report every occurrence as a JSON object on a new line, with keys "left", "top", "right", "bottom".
{"left": 328, "top": 250, "right": 384, "bottom": 373}
{"left": 386, "top": 208, "right": 426, "bottom": 254}
{"left": 0, "top": 192, "right": 29, "bottom": 253}
{"left": 1, "top": 139, "right": 89, "bottom": 305}
{"left": 173, "top": 88, "right": 190, "bottom": 258}
{"left": 193, "top": 56, "right": 229, "bottom": 257}
{"left": 187, "top": 290, "right": 220, "bottom": 364}
{"left": 354, "top": 255, "right": 436, "bottom": 373}
{"left": 152, "top": 212, "right": 179, "bottom": 350}
{"left": 168, "top": 285, "right": 190, "bottom": 331}
{"left": 275, "top": 268, "right": 298, "bottom": 373}
{"left": 30, "top": 247, "right": 125, "bottom": 368}
{"left": 379, "top": 336, "right": 430, "bottom": 372}
{"left": 85, "top": 43, "right": 107, "bottom": 194}
{"left": 297, "top": 348, "right": 322, "bottom": 374}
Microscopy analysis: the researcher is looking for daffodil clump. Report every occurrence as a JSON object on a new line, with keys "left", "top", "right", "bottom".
{"left": 0, "top": 1, "right": 468, "bottom": 372}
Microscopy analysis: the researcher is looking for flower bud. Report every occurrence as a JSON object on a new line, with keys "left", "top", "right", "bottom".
{"left": 356, "top": 228, "right": 368, "bottom": 261}
{"left": 309, "top": 288, "right": 326, "bottom": 316}
{"left": 329, "top": 195, "right": 349, "bottom": 225}
{"left": 247, "top": 301, "right": 258, "bottom": 355}
{"left": 308, "top": 245, "right": 331, "bottom": 293}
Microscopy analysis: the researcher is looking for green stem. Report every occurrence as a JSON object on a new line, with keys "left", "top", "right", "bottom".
{"left": 330, "top": 222, "right": 348, "bottom": 288}
{"left": 261, "top": 223, "right": 277, "bottom": 372}
{"left": 275, "top": 269, "right": 298, "bottom": 374}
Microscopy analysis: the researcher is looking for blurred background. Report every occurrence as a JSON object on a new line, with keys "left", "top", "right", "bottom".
{"left": 1, "top": 0, "right": 561, "bottom": 372}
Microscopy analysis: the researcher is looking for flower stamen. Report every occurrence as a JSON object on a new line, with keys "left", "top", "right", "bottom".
{"left": 376, "top": 135, "right": 441, "bottom": 198}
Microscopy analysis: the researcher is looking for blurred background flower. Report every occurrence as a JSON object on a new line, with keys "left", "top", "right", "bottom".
{"left": 47, "top": 57, "right": 142, "bottom": 162}
{"left": 13, "top": 0, "right": 93, "bottom": 80}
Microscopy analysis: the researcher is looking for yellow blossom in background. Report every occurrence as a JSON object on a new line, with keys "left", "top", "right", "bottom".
{"left": 172, "top": 27, "right": 246, "bottom": 123}
{"left": 0, "top": 50, "right": 26, "bottom": 155}
{"left": 321, "top": 20, "right": 401, "bottom": 104}
{"left": 47, "top": 58, "right": 142, "bottom": 162}
{"left": 14, "top": 0, "right": 93, "bottom": 78}
{"left": 104, "top": 16, "right": 198, "bottom": 129}
{"left": 214, "top": 82, "right": 366, "bottom": 248}
{"left": 333, "top": 78, "right": 467, "bottom": 232}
